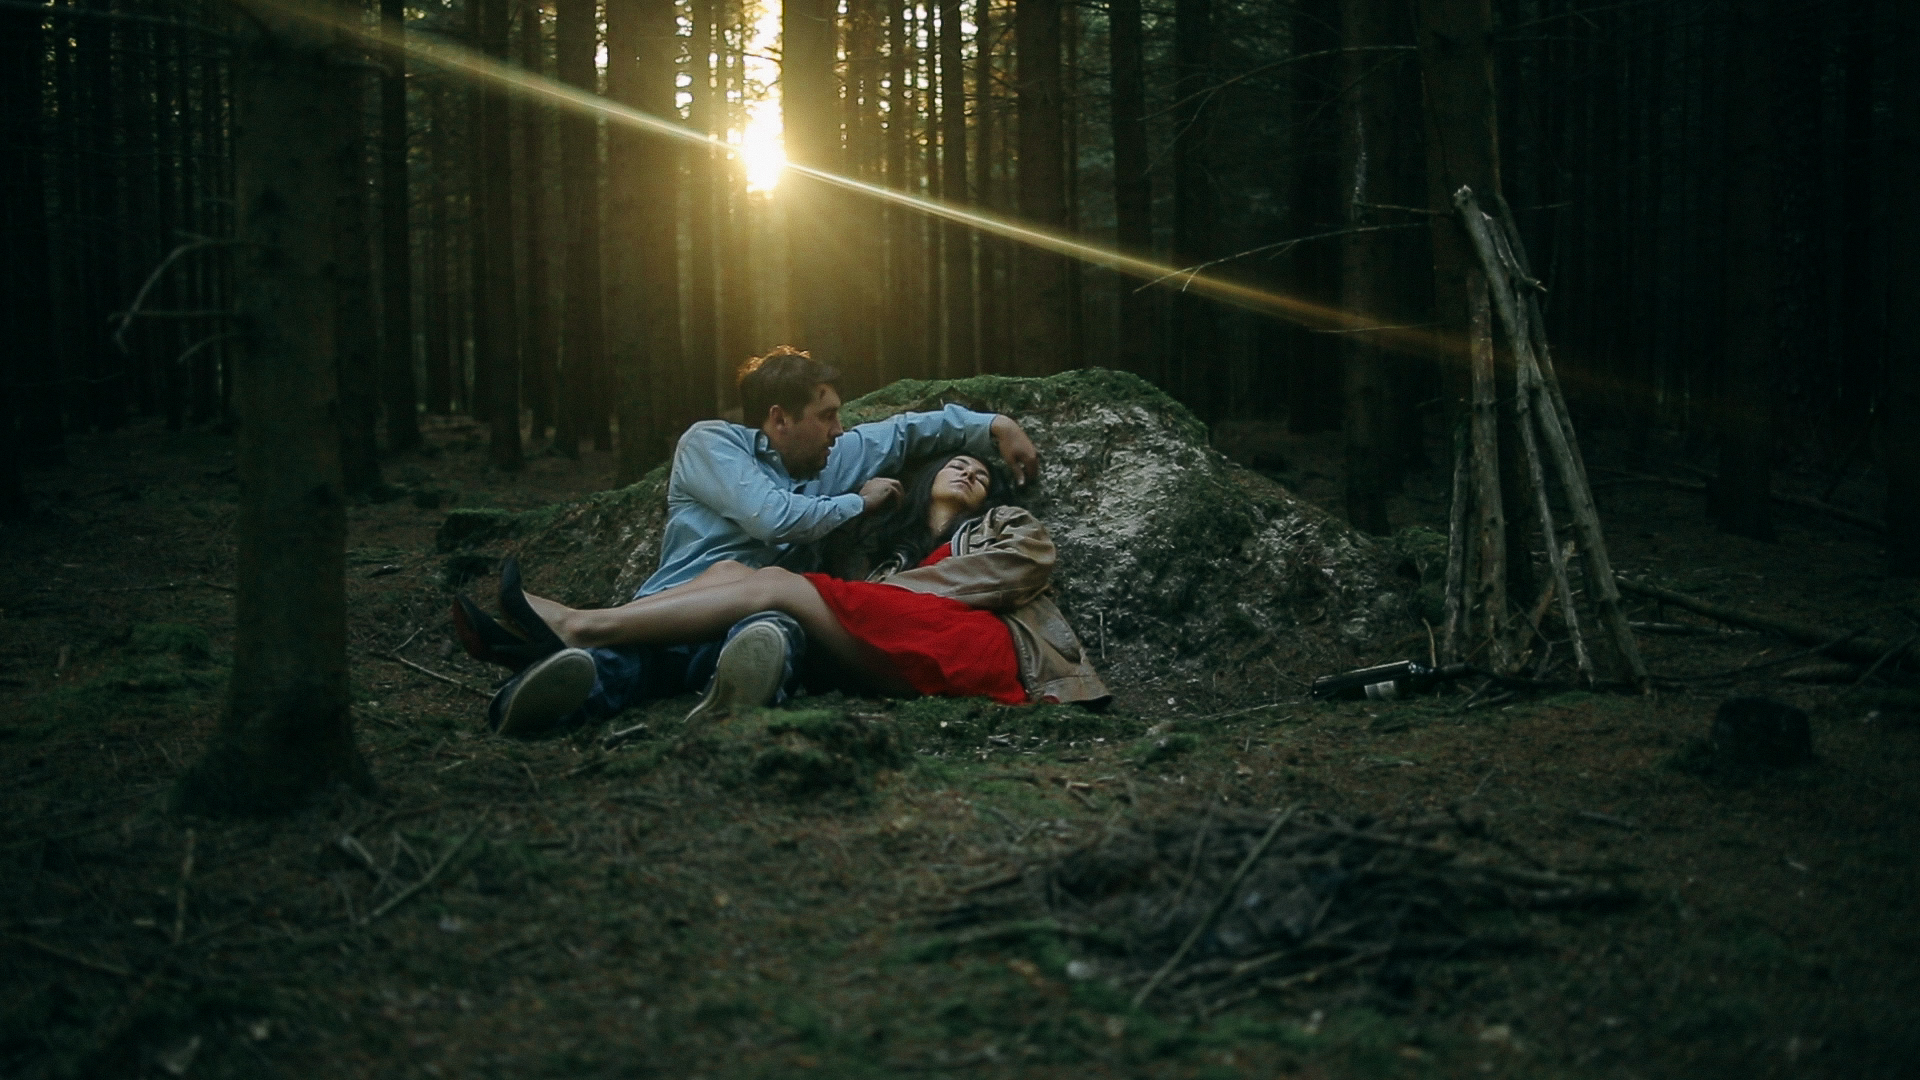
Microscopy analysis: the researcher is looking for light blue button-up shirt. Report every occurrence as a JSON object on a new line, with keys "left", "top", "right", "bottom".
{"left": 635, "top": 404, "right": 998, "bottom": 597}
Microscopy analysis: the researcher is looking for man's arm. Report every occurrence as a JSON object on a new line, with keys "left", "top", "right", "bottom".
{"left": 673, "top": 424, "right": 867, "bottom": 545}
{"left": 820, "top": 404, "right": 1041, "bottom": 493}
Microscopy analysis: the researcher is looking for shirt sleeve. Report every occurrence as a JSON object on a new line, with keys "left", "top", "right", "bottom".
{"left": 674, "top": 425, "right": 868, "bottom": 544}
{"left": 816, "top": 403, "right": 998, "bottom": 495}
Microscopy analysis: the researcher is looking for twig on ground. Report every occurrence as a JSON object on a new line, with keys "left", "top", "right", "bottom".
{"left": 5, "top": 934, "right": 132, "bottom": 978}
{"left": 1574, "top": 810, "right": 1638, "bottom": 831}
{"left": 389, "top": 626, "right": 423, "bottom": 654}
{"left": 1134, "top": 803, "right": 1301, "bottom": 1008}
{"left": 360, "top": 829, "right": 476, "bottom": 925}
{"left": 1855, "top": 633, "right": 1919, "bottom": 687}
{"left": 172, "top": 829, "right": 196, "bottom": 945}
{"left": 367, "top": 650, "right": 491, "bottom": 698}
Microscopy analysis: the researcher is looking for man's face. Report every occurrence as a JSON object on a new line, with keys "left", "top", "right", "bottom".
{"left": 766, "top": 383, "right": 844, "bottom": 478}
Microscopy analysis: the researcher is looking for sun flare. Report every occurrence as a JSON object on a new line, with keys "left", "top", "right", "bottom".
{"left": 734, "top": 1, "right": 786, "bottom": 192}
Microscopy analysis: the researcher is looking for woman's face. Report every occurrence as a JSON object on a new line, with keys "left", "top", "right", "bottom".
{"left": 930, "top": 456, "right": 992, "bottom": 514}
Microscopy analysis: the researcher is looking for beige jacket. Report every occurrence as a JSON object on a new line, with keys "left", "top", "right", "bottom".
{"left": 875, "top": 505, "right": 1111, "bottom": 706}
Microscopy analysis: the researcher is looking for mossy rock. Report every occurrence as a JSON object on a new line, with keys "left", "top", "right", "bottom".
{"left": 503, "top": 369, "right": 1404, "bottom": 684}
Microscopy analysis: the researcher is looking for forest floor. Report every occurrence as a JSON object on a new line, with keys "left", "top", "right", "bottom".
{"left": 2, "top": 412, "right": 1917, "bottom": 1080}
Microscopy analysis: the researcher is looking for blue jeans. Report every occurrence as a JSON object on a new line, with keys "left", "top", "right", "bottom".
{"left": 576, "top": 611, "right": 806, "bottom": 723}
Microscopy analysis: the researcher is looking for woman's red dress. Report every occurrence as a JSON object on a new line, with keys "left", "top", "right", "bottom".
{"left": 802, "top": 544, "right": 1027, "bottom": 705}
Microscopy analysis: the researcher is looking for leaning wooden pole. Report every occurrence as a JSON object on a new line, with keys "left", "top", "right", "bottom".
{"left": 1454, "top": 186, "right": 1649, "bottom": 690}
{"left": 1441, "top": 423, "right": 1470, "bottom": 665}
{"left": 1465, "top": 267, "right": 1509, "bottom": 672}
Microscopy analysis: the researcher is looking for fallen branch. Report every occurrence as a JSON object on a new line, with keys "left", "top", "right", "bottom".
{"left": 366, "top": 650, "right": 491, "bottom": 699}
{"left": 1134, "top": 803, "right": 1301, "bottom": 1007}
{"left": 1594, "top": 468, "right": 1885, "bottom": 533}
{"left": 4, "top": 934, "right": 132, "bottom": 978}
{"left": 1617, "top": 579, "right": 1919, "bottom": 669}
{"left": 360, "top": 829, "right": 476, "bottom": 925}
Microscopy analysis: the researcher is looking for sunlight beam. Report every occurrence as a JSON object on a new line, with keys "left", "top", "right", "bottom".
{"left": 245, "top": 0, "right": 1445, "bottom": 356}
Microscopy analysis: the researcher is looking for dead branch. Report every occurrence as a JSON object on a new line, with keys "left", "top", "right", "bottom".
{"left": 1618, "top": 579, "right": 1920, "bottom": 671}
{"left": 1134, "top": 803, "right": 1301, "bottom": 1007}
{"left": 4, "top": 934, "right": 133, "bottom": 978}
{"left": 360, "top": 829, "right": 476, "bottom": 925}
{"left": 1592, "top": 468, "right": 1885, "bottom": 533}
{"left": 365, "top": 649, "right": 491, "bottom": 699}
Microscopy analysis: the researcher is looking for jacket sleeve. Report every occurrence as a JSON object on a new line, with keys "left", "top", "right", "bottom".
{"left": 881, "top": 506, "right": 1055, "bottom": 611}
{"left": 816, "top": 404, "right": 997, "bottom": 495}
{"left": 674, "top": 424, "right": 866, "bottom": 544}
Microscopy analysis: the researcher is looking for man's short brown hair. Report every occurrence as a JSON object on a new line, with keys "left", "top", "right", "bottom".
{"left": 736, "top": 346, "right": 841, "bottom": 428}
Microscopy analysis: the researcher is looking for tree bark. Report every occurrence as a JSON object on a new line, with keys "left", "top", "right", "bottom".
{"left": 1715, "top": 0, "right": 1773, "bottom": 540}
{"left": 0, "top": 0, "right": 52, "bottom": 514}
{"left": 1886, "top": 0, "right": 1919, "bottom": 570}
{"left": 334, "top": 4, "right": 383, "bottom": 496}
{"left": 686, "top": 0, "right": 720, "bottom": 414}
{"left": 176, "top": 5, "right": 370, "bottom": 815}
{"left": 1338, "top": 0, "right": 1397, "bottom": 536}
{"left": 938, "top": 0, "right": 972, "bottom": 377}
{"left": 605, "top": 0, "right": 682, "bottom": 481}
{"left": 1108, "top": 0, "right": 1152, "bottom": 382}
{"left": 1284, "top": 0, "right": 1341, "bottom": 434}
{"left": 974, "top": 0, "right": 1005, "bottom": 371}
{"left": 783, "top": 0, "right": 844, "bottom": 361}
{"left": 479, "top": 0, "right": 523, "bottom": 468}
{"left": 1012, "top": 0, "right": 1069, "bottom": 375}
{"left": 380, "top": 0, "right": 420, "bottom": 453}
{"left": 519, "top": 0, "right": 558, "bottom": 439}
{"left": 556, "top": 0, "right": 607, "bottom": 453}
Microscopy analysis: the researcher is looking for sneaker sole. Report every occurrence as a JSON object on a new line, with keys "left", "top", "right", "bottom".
{"left": 682, "top": 623, "right": 787, "bottom": 730}
{"left": 496, "top": 648, "right": 596, "bottom": 739}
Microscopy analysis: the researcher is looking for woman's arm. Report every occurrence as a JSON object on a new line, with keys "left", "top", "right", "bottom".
{"left": 881, "top": 506, "right": 1056, "bottom": 610}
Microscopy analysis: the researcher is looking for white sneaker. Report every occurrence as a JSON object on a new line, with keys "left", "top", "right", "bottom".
{"left": 682, "top": 622, "right": 789, "bottom": 731}
{"left": 491, "top": 648, "right": 596, "bottom": 739}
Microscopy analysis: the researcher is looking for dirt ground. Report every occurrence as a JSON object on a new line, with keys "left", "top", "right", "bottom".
{"left": 3, "top": 413, "right": 1916, "bottom": 1080}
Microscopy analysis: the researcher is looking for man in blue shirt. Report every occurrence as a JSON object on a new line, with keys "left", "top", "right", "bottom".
{"left": 491, "top": 346, "right": 1038, "bottom": 737}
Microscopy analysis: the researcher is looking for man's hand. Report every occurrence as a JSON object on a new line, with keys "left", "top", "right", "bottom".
{"left": 990, "top": 415, "right": 1040, "bottom": 488}
{"left": 858, "top": 477, "right": 904, "bottom": 514}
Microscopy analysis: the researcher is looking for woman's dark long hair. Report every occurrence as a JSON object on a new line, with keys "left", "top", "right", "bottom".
{"left": 863, "top": 453, "right": 1015, "bottom": 571}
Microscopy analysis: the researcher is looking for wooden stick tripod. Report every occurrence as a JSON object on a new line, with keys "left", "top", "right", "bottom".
{"left": 1442, "top": 185, "right": 1649, "bottom": 691}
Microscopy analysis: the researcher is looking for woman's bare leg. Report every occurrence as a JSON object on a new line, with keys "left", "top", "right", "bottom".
{"left": 533, "top": 567, "right": 912, "bottom": 694}
{"left": 522, "top": 560, "right": 755, "bottom": 636}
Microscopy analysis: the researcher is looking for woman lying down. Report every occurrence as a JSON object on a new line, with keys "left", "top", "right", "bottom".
{"left": 454, "top": 453, "right": 1109, "bottom": 735}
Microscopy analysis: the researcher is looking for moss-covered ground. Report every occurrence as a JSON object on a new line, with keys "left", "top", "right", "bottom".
{"left": 1, "top": 415, "right": 1916, "bottom": 1079}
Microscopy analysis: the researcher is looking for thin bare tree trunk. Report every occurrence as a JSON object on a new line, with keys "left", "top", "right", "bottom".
{"left": 380, "top": 0, "right": 419, "bottom": 453}
{"left": 1012, "top": 0, "right": 1068, "bottom": 375}
{"left": 783, "top": 0, "right": 843, "bottom": 361}
{"left": 605, "top": 0, "right": 682, "bottom": 481}
{"left": 334, "top": 1, "right": 382, "bottom": 495}
{"left": 1886, "top": 0, "right": 1919, "bottom": 570}
{"left": 556, "top": 0, "right": 606, "bottom": 452}
{"left": 1108, "top": 0, "right": 1151, "bottom": 382}
{"left": 479, "top": 0, "right": 523, "bottom": 468}
{"left": 1716, "top": 0, "right": 1773, "bottom": 540}
{"left": 938, "top": 0, "right": 971, "bottom": 377}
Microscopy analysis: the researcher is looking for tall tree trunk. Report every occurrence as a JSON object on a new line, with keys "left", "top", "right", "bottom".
{"left": 1108, "top": 0, "right": 1152, "bottom": 382}
{"left": 1285, "top": 0, "right": 1341, "bottom": 432}
{"left": 605, "top": 0, "right": 682, "bottom": 481}
{"left": 1837, "top": 0, "right": 1876, "bottom": 439}
{"left": 1012, "top": 0, "right": 1068, "bottom": 375}
{"left": 0, "top": 0, "right": 52, "bottom": 513}
{"left": 1882, "top": 0, "right": 1917, "bottom": 569}
{"left": 974, "top": 0, "right": 1002, "bottom": 373}
{"left": 783, "top": 0, "right": 843, "bottom": 360}
{"left": 883, "top": 0, "right": 912, "bottom": 388}
{"left": 479, "top": 0, "right": 523, "bottom": 468}
{"left": 939, "top": 0, "right": 972, "bottom": 376}
{"left": 556, "top": 0, "right": 606, "bottom": 453}
{"left": 423, "top": 86, "right": 454, "bottom": 415}
{"left": 688, "top": 0, "right": 720, "bottom": 413}
{"left": 1171, "top": 0, "right": 1215, "bottom": 417}
{"left": 1340, "top": 0, "right": 1396, "bottom": 535}
{"left": 519, "top": 0, "right": 558, "bottom": 439}
{"left": 380, "top": 0, "right": 420, "bottom": 452}
{"left": 1715, "top": 0, "right": 1773, "bottom": 540}
{"left": 177, "top": 5, "right": 370, "bottom": 815}
{"left": 718, "top": 0, "right": 752, "bottom": 385}
{"left": 335, "top": 5, "right": 383, "bottom": 496}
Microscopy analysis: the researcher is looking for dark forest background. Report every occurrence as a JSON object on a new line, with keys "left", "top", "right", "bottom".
{"left": 1, "top": 0, "right": 1915, "bottom": 546}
